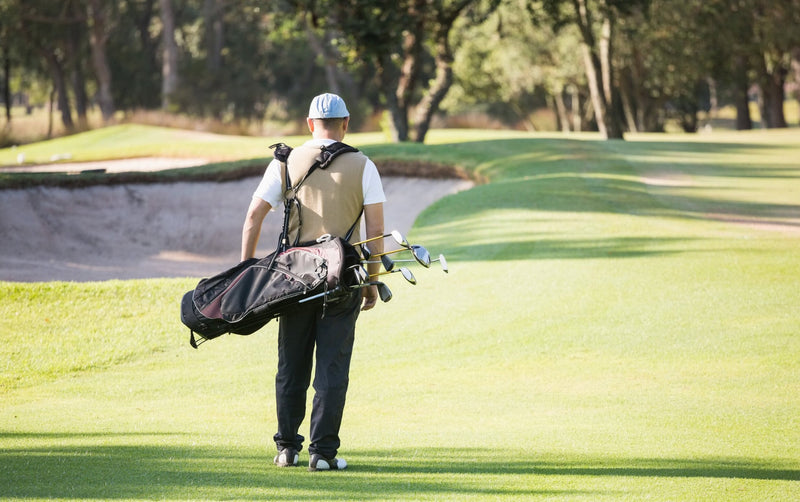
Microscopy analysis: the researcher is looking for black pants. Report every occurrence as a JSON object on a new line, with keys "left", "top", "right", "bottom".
{"left": 273, "top": 290, "right": 360, "bottom": 459}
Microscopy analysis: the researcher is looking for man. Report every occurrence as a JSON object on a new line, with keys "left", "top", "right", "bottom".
{"left": 241, "top": 93, "right": 386, "bottom": 471}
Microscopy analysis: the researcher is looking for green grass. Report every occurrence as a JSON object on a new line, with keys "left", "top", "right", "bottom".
{"left": 1, "top": 128, "right": 799, "bottom": 500}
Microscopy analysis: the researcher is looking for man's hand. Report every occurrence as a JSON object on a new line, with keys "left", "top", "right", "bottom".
{"left": 361, "top": 285, "right": 378, "bottom": 311}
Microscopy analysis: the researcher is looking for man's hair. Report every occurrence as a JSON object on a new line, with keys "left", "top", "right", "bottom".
{"left": 312, "top": 117, "right": 346, "bottom": 129}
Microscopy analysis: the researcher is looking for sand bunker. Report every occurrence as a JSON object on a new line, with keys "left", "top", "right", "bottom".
{"left": 0, "top": 174, "right": 471, "bottom": 282}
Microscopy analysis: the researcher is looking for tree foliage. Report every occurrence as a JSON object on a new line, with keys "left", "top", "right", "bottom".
{"left": 0, "top": 0, "right": 798, "bottom": 143}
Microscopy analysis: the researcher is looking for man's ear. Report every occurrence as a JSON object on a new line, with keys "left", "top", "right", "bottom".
{"left": 342, "top": 117, "right": 349, "bottom": 133}
{"left": 307, "top": 117, "right": 315, "bottom": 133}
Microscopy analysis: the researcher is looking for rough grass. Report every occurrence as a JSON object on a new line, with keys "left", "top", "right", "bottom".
{"left": 1, "top": 128, "right": 798, "bottom": 501}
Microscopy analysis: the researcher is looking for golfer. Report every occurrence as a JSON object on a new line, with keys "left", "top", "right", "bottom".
{"left": 241, "top": 93, "right": 386, "bottom": 471}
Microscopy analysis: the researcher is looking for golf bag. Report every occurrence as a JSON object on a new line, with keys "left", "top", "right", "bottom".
{"left": 181, "top": 236, "right": 361, "bottom": 348}
{"left": 181, "top": 140, "right": 364, "bottom": 348}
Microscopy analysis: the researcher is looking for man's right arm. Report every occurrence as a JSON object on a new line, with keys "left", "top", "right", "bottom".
{"left": 361, "top": 202, "right": 384, "bottom": 311}
{"left": 241, "top": 197, "right": 272, "bottom": 261}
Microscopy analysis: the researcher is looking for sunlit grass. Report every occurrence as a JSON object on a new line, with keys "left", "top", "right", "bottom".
{"left": 0, "top": 129, "right": 798, "bottom": 500}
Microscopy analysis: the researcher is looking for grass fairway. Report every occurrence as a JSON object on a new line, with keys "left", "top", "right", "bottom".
{"left": 1, "top": 128, "right": 799, "bottom": 500}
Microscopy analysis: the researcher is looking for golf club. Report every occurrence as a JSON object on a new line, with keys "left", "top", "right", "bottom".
{"left": 353, "top": 280, "right": 393, "bottom": 302}
{"left": 372, "top": 244, "right": 432, "bottom": 268}
{"left": 376, "top": 281, "right": 393, "bottom": 302}
{"left": 350, "top": 264, "right": 369, "bottom": 283}
{"left": 362, "top": 254, "right": 395, "bottom": 271}
{"left": 298, "top": 280, "right": 392, "bottom": 304}
{"left": 370, "top": 267, "right": 417, "bottom": 285}
{"left": 352, "top": 230, "right": 408, "bottom": 248}
{"left": 389, "top": 253, "right": 448, "bottom": 273}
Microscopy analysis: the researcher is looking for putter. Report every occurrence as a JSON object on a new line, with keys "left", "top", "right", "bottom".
{"left": 370, "top": 267, "right": 417, "bottom": 285}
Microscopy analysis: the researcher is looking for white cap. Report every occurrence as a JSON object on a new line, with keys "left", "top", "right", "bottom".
{"left": 308, "top": 93, "right": 349, "bottom": 119}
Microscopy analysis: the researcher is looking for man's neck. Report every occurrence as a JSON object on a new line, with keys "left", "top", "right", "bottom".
{"left": 313, "top": 132, "right": 345, "bottom": 142}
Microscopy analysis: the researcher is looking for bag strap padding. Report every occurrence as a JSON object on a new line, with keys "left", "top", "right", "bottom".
{"left": 276, "top": 141, "right": 360, "bottom": 252}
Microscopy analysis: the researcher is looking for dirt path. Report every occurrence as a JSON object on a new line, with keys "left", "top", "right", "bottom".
{"left": 0, "top": 174, "right": 471, "bottom": 282}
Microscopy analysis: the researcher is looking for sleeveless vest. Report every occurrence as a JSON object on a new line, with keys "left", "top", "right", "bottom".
{"left": 282, "top": 144, "right": 367, "bottom": 244}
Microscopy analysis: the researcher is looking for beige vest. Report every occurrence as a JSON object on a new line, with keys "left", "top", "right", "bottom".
{"left": 282, "top": 144, "right": 367, "bottom": 244}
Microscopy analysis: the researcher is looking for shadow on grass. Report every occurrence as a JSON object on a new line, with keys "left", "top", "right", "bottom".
{"left": 409, "top": 139, "right": 800, "bottom": 261}
{"left": 1, "top": 435, "right": 797, "bottom": 500}
{"left": 430, "top": 236, "right": 698, "bottom": 262}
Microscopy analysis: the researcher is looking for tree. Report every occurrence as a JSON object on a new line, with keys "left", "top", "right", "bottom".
{"left": 158, "top": 0, "right": 178, "bottom": 110}
{"left": 86, "top": 0, "right": 115, "bottom": 122}
{"left": 203, "top": 0, "right": 224, "bottom": 73}
{"left": 413, "top": 0, "right": 498, "bottom": 141}
{"left": 15, "top": 0, "right": 82, "bottom": 132}
{"left": 446, "top": 0, "right": 586, "bottom": 131}
{"left": 532, "top": 0, "right": 651, "bottom": 139}
{"left": 303, "top": 0, "right": 497, "bottom": 142}
{"left": 0, "top": 0, "right": 17, "bottom": 125}
{"left": 749, "top": 0, "right": 800, "bottom": 129}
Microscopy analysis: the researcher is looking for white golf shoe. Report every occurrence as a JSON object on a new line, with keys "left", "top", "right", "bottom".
{"left": 308, "top": 453, "right": 347, "bottom": 471}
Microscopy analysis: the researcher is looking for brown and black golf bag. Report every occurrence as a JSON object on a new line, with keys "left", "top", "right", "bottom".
{"left": 180, "top": 142, "right": 363, "bottom": 348}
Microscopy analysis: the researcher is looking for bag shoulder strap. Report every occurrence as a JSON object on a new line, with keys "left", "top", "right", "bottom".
{"left": 271, "top": 141, "right": 360, "bottom": 252}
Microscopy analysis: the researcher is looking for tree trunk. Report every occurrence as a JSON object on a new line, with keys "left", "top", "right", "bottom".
{"left": 758, "top": 54, "right": 788, "bottom": 128}
{"left": 570, "top": 86, "right": 582, "bottom": 131}
{"left": 48, "top": 86, "right": 55, "bottom": 138}
{"left": 159, "top": 0, "right": 179, "bottom": 110}
{"left": 413, "top": 22, "right": 454, "bottom": 143}
{"left": 581, "top": 44, "right": 607, "bottom": 136}
{"left": 572, "top": 0, "right": 623, "bottom": 139}
{"left": 412, "top": 1, "right": 476, "bottom": 143}
{"left": 377, "top": 54, "right": 407, "bottom": 142}
{"left": 397, "top": 0, "right": 426, "bottom": 129}
{"left": 43, "top": 51, "right": 74, "bottom": 131}
{"left": 66, "top": 1, "right": 88, "bottom": 130}
{"left": 619, "top": 84, "right": 638, "bottom": 133}
{"left": 792, "top": 47, "right": 800, "bottom": 124}
{"left": 204, "top": 0, "right": 223, "bottom": 72}
{"left": 71, "top": 65, "right": 89, "bottom": 130}
{"left": 87, "top": 0, "right": 115, "bottom": 122}
{"left": 68, "top": 53, "right": 89, "bottom": 130}
{"left": 733, "top": 55, "right": 752, "bottom": 130}
{"left": 2, "top": 49, "right": 10, "bottom": 124}
{"left": 304, "top": 14, "right": 340, "bottom": 94}
{"left": 599, "top": 14, "right": 624, "bottom": 138}
{"left": 552, "top": 88, "right": 571, "bottom": 133}
{"left": 412, "top": 50, "right": 452, "bottom": 142}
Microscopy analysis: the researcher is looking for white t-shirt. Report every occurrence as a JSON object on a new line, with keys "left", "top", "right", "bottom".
{"left": 252, "top": 139, "right": 386, "bottom": 208}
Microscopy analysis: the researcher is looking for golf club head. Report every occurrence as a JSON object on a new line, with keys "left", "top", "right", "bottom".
{"left": 399, "top": 267, "right": 417, "bottom": 285}
{"left": 411, "top": 245, "right": 432, "bottom": 268}
{"left": 360, "top": 243, "right": 371, "bottom": 260}
{"left": 381, "top": 254, "right": 395, "bottom": 271}
{"left": 438, "top": 254, "right": 448, "bottom": 273}
{"left": 350, "top": 281, "right": 392, "bottom": 303}
{"left": 351, "top": 264, "right": 369, "bottom": 284}
{"left": 390, "top": 230, "right": 409, "bottom": 248}
{"left": 377, "top": 282, "right": 392, "bottom": 302}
